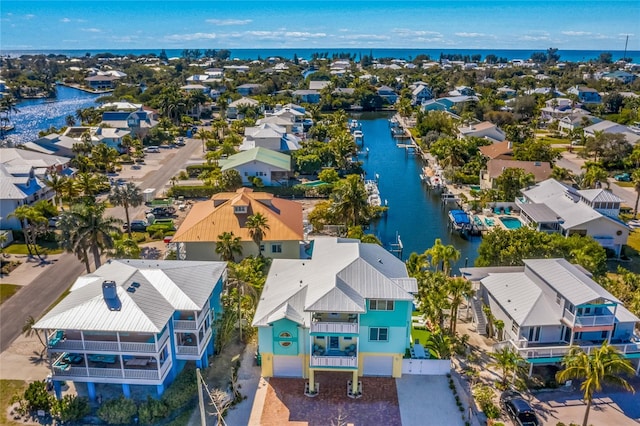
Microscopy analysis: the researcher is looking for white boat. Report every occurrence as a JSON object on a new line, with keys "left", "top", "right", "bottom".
{"left": 349, "top": 119, "right": 362, "bottom": 132}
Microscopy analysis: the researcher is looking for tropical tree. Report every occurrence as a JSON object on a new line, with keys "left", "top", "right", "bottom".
{"left": 44, "top": 174, "right": 67, "bottom": 207}
{"left": 216, "top": 232, "right": 243, "bottom": 262}
{"left": 632, "top": 169, "right": 640, "bottom": 219}
{"left": 447, "top": 277, "right": 474, "bottom": 335}
{"left": 424, "top": 326, "right": 453, "bottom": 359}
{"left": 57, "top": 211, "right": 92, "bottom": 273}
{"left": 108, "top": 182, "right": 144, "bottom": 238}
{"left": 417, "top": 271, "right": 450, "bottom": 330}
{"left": 581, "top": 164, "right": 609, "bottom": 189}
{"left": 556, "top": 343, "right": 635, "bottom": 426}
{"left": 246, "top": 213, "right": 270, "bottom": 256}
{"left": 330, "top": 175, "right": 370, "bottom": 227}
{"left": 110, "top": 238, "right": 141, "bottom": 259}
{"left": 406, "top": 251, "right": 429, "bottom": 278}
{"left": 8, "top": 205, "right": 48, "bottom": 261}
{"left": 426, "top": 238, "right": 460, "bottom": 275}
{"left": 488, "top": 346, "right": 526, "bottom": 387}
{"left": 59, "top": 201, "right": 122, "bottom": 270}
{"left": 65, "top": 115, "right": 76, "bottom": 127}
{"left": 494, "top": 168, "right": 535, "bottom": 201}
{"left": 74, "top": 172, "right": 102, "bottom": 197}
{"left": 22, "top": 315, "right": 46, "bottom": 354}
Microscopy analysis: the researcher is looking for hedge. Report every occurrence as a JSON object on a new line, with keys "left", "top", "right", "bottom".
{"left": 185, "top": 164, "right": 219, "bottom": 178}
{"left": 167, "top": 185, "right": 220, "bottom": 198}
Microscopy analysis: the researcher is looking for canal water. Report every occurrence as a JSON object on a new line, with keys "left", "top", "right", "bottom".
{"left": 3, "top": 85, "right": 101, "bottom": 145}
{"left": 355, "top": 112, "right": 481, "bottom": 272}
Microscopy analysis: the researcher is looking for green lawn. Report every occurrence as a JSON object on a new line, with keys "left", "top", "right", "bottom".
{"left": 614, "top": 181, "right": 634, "bottom": 188}
{"left": 0, "top": 284, "right": 21, "bottom": 305}
{"left": 0, "top": 379, "right": 27, "bottom": 425}
{"left": 4, "top": 242, "right": 63, "bottom": 255}
{"left": 411, "top": 326, "right": 431, "bottom": 345}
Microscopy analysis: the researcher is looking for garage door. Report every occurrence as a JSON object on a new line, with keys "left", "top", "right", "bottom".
{"left": 363, "top": 356, "right": 393, "bottom": 376}
{"left": 273, "top": 356, "right": 303, "bottom": 377}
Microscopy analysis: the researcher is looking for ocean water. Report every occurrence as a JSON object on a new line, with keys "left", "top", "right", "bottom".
{"left": 1, "top": 48, "right": 638, "bottom": 63}
{"left": 2, "top": 85, "right": 101, "bottom": 145}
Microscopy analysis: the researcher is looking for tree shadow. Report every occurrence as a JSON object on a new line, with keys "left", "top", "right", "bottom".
{"left": 28, "top": 349, "right": 47, "bottom": 366}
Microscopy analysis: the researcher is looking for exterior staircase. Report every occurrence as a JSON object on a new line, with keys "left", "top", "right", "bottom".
{"left": 470, "top": 297, "right": 487, "bottom": 336}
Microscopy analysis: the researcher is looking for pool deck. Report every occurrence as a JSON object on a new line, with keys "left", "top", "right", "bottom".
{"left": 471, "top": 211, "right": 524, "bottom": 232}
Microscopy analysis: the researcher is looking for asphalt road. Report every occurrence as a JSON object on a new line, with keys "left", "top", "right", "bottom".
{"left": 0, "top": 138, "right": 204, "bottom": 352}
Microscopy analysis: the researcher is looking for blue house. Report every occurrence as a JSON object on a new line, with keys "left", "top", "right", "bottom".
{"left": 252, "top": 237, "right": 417, "bottom": 395}
{"left": 34, "top": 260, "right": 226, "bottom": 400}
{"left": 568, "top": 85, "right": 602, "bottom": 105}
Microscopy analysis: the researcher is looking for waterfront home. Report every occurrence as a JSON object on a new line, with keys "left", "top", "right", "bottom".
{"left": 226, "top": 97, "right": 259, "bottom": 119}
{"left": 236, "top": 83, "right": 264, "bottom": 96}
{"left": 557, "top": 114, "right": 601, "bottom": 135}
{"left": 601, "top": 70, "right": 637, "bottom": 84}
{"left": 411, "top": 84, "right": 434, "bottom": 106}
{"left": 172, "top": 188, "right": 303, "bottom": 261}
{"left": 478, "top": 140, "right": 514, "bottom": 160}
{"left": 309, "top": 81, "right": 332, "bottom": 91}
{"left": 568, "top": 85, "right": 602, "bottom": 105}
{"left": 33, "top": 259, "right": 226, "bottom": 399}
{"left": 23, "top": 133, "right": 79, "bottom": 158}
{"left": 462, "top": 258, "right": 640, "bottom": 376}
{"left": 100, "top": 108, "right": 158, "bottom": 140}
{"left": 377, "top": 85, "right": 399, "bottom": 104}
{"left": 480, "top": 159, "right": 552, "bottom": 190}
{"left": 423, "top": 95, "right": 479, "bottom": 112}
{"left": 84, "top": 75, "right": 119, "bottom": 90}
{"left": 252, "top": 237, "right": 417, "bottom": 391}
{"left": 516, "top": 179, "right": 629, "bottom": 256}
{"left": 583, "top": 120, "right": 640, "bottom": 144}
{"left": 458, "top": 121, "right": 506, "bottom": 142}
{"left": 219, "top": 147, "right": 292, "bottom": 186}
{"left": 240, "top": 122, "right": 301, "bottom": 152}
{"left": 292, "top": 89, "right": 321, "bottom": 104}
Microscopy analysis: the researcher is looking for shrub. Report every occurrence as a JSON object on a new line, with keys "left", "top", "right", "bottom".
{"left": 167, "top": 185, "right": 219, "bottom": 198}
{"left": 98, "top": 396, "right": 137, "bottom": 425}
{"left": 23, "top": 381, "right": 54, "bottom": 412}
{"left": 186, "top": 164, "right": 219, "bottom": 178}
{"left": 132, "top": 232, "right": 147, "bottom": 243}
{"left": 161, "top": 365, "right": 197, "bottom": 412}
{"left": 472, "top": 384, "right": 500, "bottom": 420}
{"left": 147, "top": 223, "right": 174, "bottom": 234}
{"left": 151, "top": 230, "right": 164, "bottom": 240}
{"left": 138, "top": 396, "right": 169, "bottom": 425}
{"left": 52, "top": 394, "right": 90, "bottom": 423}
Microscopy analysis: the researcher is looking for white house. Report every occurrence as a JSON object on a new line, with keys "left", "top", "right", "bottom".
{"left": 516, "top": 179, "right": 629, "bottom": 256}
{"left": 463, "top": 259, "right": 640, "bottom": 375}
{"left": 241, "top": 123, "right": 301, "bottom": 152}
{"left": 458, "top": 121, "right": 506, "bottom": 142}
{"left": 219, "top": 147, "right": 291, "bottom": 186}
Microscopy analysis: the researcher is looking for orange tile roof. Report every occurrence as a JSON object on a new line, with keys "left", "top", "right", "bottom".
{"left": 172, "top": 188, "right": 303, "bottom": 243}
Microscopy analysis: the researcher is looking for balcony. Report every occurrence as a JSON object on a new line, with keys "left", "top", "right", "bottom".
{"left": 49, "top": 328, "right": 170, "bottom": 354}
{"left": 497, "top": 339, "right": 640, "bottom": 361}
{"left": 310, "top": 355, "right": 358, "bottom": 368}
{"left": 174, "top": 308, "right": 210, "bottom": 331}
{"left": 562, "top": 308, "right": 615, "bottom": 329}
{"left": 52, "top": 358, "right": 172, "bottom": 383}
{"left": 175, "top": 327, "right": 211, "bottom": 358}
{"left": 310, "top": 313, "right": 359, "bottom": 334}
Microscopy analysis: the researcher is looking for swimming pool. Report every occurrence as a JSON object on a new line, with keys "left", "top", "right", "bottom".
{"left": 469, "top": 185, "right": 481, "bottom": 191}
{"left": 499, "top": 216, "right": 523, "bottom": 230}
{"left": 301, "top": 180, "right": 329, "bottom": 188}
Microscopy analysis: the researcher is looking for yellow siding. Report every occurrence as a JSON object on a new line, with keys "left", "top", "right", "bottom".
{"left": 261, "top": 352, "right": 273, "bottom": 377}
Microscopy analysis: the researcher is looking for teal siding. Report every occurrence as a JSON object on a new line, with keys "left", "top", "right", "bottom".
{"left": 360, "top": 301, "right": 411, "bottom": 327}
{"left": 258, "top": 327, "right": 273, "bottom": 354}
{"left": 359, "top": 300, "right": 412, "bottom": 352}
{"left": 272, "top": 319, "right": 300, "bottom": 356}
{"left": 359, "top": 326, "right": 407, "bottom": 353}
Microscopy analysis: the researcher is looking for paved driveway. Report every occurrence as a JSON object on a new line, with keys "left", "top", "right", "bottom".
{"left": 396, "top": 375, "right": 464, "bottom": 426}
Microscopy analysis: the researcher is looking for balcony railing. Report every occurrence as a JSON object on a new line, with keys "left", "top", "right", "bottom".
{"left": 49, "top": 328, "right": 170, "bottom": 354}
{"left": 53, "top": 360, "right": 172, "bottom": 381}
{"left": 174, "top": 320, "right": 198, "bottom": 330}
{"left": 176, "top": 346, "right": 199, "bottom": 355}
{"left": 498, "top": 339, "right": 640, "bottom": 360}
{"left": 310, "top": 321, "right": 359, "bottom": 334}
{"left": 310, "top": 355, "right": 358, "bottom": 368}
{"left": 563, "top": 308, "right": 615, "bottom": 328}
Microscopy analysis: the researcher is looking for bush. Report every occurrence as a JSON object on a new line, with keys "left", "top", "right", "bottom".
{"left": 98, "top": 396, "right": 137, "bottom": 425}
{"left": 131, "top": 232, "right": 147, "bottom": 243}
{"left": 186, "top": 164, "right": 219, "bottom": 178}
{"left": 52, "top": 394, "right": 90, "bottom": 423}
{"left": 138, "top": 395, "right": 169, "bottom": 425}
{"left": 151, "top": 230, "right": 164, "bottom": 239}
{"left": 167, "top": 185, "right": 219, "bottom": 198}
{"left": 161, "top": 365, "right": 197, "bottom": 411}
{"left": 147, "top": 223, "right": 174, "bottom": 234}
{"left": 472, "top": 384, "right": 500, "bottom": 420}
{"left": 23, "top": 381, "right": 54, "bottom": 412}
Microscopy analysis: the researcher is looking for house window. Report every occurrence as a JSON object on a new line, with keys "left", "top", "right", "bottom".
{"left": 279, "top": 332, "right": 292, "bottom": 338}
{"left": 279, "top": 341, "right": 292, "bottom": 347}
{"left": 555, "top": 292, "right": 562, "bottom": 305}
{"left": 511, "top": 321, "right": 518, "bottom": 334}
{"left": 369, "top": 327, "right": 389, "bottom": 341}
{"left": 271, "top": 243, "right": 282, "bottom": 253}
{"left": 234, "top": 206, "right": 247, "bottom": 214}
{"left": 369, "top": 300, "right": 394, "bottom": 311}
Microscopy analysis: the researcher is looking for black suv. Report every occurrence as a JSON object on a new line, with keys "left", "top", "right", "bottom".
{"left": 123, "top": 220, "right": 148, "bottom": 232}
{"left": 500, "top": 390, "right": 540, "bottom": 426}
{"left": 145, "top": 206, "right": 176, "bottom": 217}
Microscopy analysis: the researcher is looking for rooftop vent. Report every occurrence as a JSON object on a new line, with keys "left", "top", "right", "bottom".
{"left": 102, "top": 280, "right": 121, "bottom": 311}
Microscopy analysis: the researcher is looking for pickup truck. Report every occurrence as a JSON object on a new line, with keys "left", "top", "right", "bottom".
{"left": 614, "top": 173, "right": 631, "bottom": 182}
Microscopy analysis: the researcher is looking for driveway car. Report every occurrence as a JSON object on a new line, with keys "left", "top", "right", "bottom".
{"left": 614, "top": 173, "right": 631, "bottom": 182}
{"left": 500, "top": 390, "right": 540, "bottom": 426}
{"left": 123, "top": 220, "right": 148, "bottom": 232}
{"left": 145, "top": 206, "right": 175, "bottom": 217}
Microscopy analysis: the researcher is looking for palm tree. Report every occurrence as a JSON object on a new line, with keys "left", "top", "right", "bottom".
{"left": 426, "top": 238, "right": 460, "bottom": 275}
{"left": 65, "top": 114, "right": 76, "bottom": 127}
{"left": 331, "top": 175, "right": 369, "bottom": 227}
{"left": 57, "top": 211, "right": 92, "bottom": 273}
{"left": 406, "top": 251, "right": 429, "bottom": 278}
{"left": 216, "top": 232, "right": 243, "bottom": 262}
{"left": 556, "top": 343, "right": 635, "bottom": 426}
{"left": 227, "top": 262, "right": 259, "bottom": 343}
{"left": 488, "top": 346, "right": 526, "bottom": 386}
{"left": 60, "top": 201, "right": 122, "bottom": 269}
{"left": 22, "top": 315, "right": 46, "bottom": 355}
{"left": 417, "top": 271, "right": 450, "bottom": 330}
{"left": 108, "top": 183, "right": 144, "bottom": 238}
{"left": 75, "top": 172, "right": 101, "bottom": 197}
{"left": 9, "top": 205, "right": 48, "bottom": 261}
{"left": 632, "top": 169, "right": 640, "bottom": 219}
{"left": 424, "top": 327, "right": 453, "bottom": 359}
{"left": 447, "top": 277, "right": 474, "bottom": 335}
{"left": 110, "top": 238, "right": 141, "bottom": 259}
{"left": 44, "top": 174, "right": 67, "bottom": 207}
{"left": 246, "top": 213, "right": 270, "bottom": 256}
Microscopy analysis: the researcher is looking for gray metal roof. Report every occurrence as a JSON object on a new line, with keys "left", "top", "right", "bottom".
{"left": 519, "top": 203, "right": 560, "bottom": 223}
{"left": 35, "top": 260, "right": 226, "bottom": 333}
{"left": 253, "top": 237, "right": 416, "bottom": 327}
{"left": 459, "top": 266, "right": 525, "bottom": 282}
{"left": 578, "top": 189, "right": 622, "bottom": 203}
{"left": 524, "top": 259, "right": 620, "bottom": 305}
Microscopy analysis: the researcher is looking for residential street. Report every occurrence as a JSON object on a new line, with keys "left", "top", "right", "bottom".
{"left": 0, "top": 137, "right": 204, "bottom": 352}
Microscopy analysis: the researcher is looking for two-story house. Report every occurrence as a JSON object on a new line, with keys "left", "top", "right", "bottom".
{"left": 462, "top": 258, "right": 640, "bottom": 376}
{"left": 568, "top": 85, "right": 602, "bottom": 105}
{"left": 377, "top": 86, "right": 399, "bottom": 104}
{"left": 101, "top": 108, "right": 158, "bottom": 140}
{"left": 240, "top": 123, "right": 301, "bottom": 152}
{"left": 411, "top": 84, "right": 434, "bottom": 106}
{"left": 34, "top": 259, "right": 226, "bottom": 400}
{"left": 516, "top": 179, "right": 629, "bottom": 256}
{"left": 172, "top": 188, "right": 303, "bottom": 261}
{"left": 457, "top": 121, "right": 506, "bottom": 142}
{"left": 219, "top": 147, "right": 292, "bottom": 186}
{"left": 252, "top": 237, "right": 417, "bottom": 395}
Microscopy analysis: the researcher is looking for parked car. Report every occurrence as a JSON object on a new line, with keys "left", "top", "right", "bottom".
{"left": 48, "top": 216, "right": 61, "bottom": 228}
{"left": 123, "top": 220, "right": 148, "bottom": 232}
{"left": 146, "top": 146, "right": 160, "bottom": 153}
{"left": 614, "top": 173, "right": 631, "bottom": 182}
{"left": 145, "top": 206, "right": 175, "bottom": 217}
{"left": 500, "top": 391, "right": 540, "bottom": 426}
{"left": 176, "top": 137, "right": 185, "bottom": 146}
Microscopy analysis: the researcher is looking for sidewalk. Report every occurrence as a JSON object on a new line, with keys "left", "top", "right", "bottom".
{"left": 0, "top": 253, "right": 64, "bottom": 286}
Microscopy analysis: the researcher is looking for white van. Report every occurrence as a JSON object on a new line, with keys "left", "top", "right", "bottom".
{"left": 146, "top": 146, "right": 160, "bottom": 153}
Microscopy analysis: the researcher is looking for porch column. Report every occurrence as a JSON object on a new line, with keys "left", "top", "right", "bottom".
{"left": 569, "top": 331, "right": 575, "bottom": 346}
{"left": 636, "top": 359, "right": 640, "bottom": 375}
{"left": 351, "top": 370, "right": 359, "bottom": 394}
{"left": 87, "top": 382, "right": 96, "bottom": 401}
{"left": 606, "top": 330, "right": 612, "bottom": 344}
{"left": 528, "top": 362, "right": 534, "bottom": 378}
{"left": 122, "top": 383, "right": 131, "bottom": 399}
{"left": 308, "top": 369, "right": 315, "bottom": 390}
{"left": 157, "top": 383, "right": 165, "bottom": 397}
{"left": 53, "top": 381, "right": 62, "bottom": 400}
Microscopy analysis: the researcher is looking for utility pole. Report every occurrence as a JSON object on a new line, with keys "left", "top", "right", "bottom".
{"left": 196, "top": 368, "right": 206, "bottom": 426}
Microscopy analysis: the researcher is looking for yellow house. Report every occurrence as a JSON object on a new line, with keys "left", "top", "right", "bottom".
{"left": 172, "top": 188, "right": 303, "bottom": 260}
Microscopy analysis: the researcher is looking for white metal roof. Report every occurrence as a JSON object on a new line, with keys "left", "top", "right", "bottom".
{"left": 253, "top": 237, "right": 417, "bottom": 327}
{"left": 35, "top": 260, "right": 226, "bottom": 333}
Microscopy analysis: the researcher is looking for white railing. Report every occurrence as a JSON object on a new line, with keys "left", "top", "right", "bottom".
{"left": 310, "top": 321, "right": 359, "bottom": 334}
{"left": 87, "top": 367, "right": 123, "bottom": 378}
{"left": 123, "top": 369, "right": 160, "bottom": 380}
{"left": 159, "top": 359, "right": 172, "bottom": 378}
{"left": 310, "top": 355, "right": 358, "bottom": 368}
{"left": 176, "top": 346, "right": 199, "bottom": 355}
{"left": 53, "top": 366, "right": 164, "bottom": 381}
{"left": 51, "top": 328, "right": 169, "bottom": 354}
{"left": 575, "top": 315, "right": 615, "bottom": 327}
{"left": 501, "top": 339, "right": 640, "bottom": 360}
{"left": 563, "top": 308, "right": 576, "bottom": 325}
{"left": 82, "top": 341, "right": 120, "bottom": 351}
{"left": 156, "top": 328, "right": 170, "bottom": 350}
{"left": 120, "top": 342, "right": 156, "bottom": 352}
{"left": 174, "top": 320, "right": 197, "bottom": 330}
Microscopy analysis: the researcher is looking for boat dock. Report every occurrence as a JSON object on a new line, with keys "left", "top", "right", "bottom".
{"left": 365, "top": 179, "right": 383, "bottom": 207}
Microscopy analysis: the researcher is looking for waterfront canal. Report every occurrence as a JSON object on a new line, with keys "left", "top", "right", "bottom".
{"left": 4, "top": 84, "right": 101, "bottom": 145}
{"left": 356, "top": 112, "right": 482, "bottom": 272}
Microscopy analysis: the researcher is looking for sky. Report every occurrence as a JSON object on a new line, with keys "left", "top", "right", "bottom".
{"left": 1, "top": 0, "right": 639, "bottom": 52}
